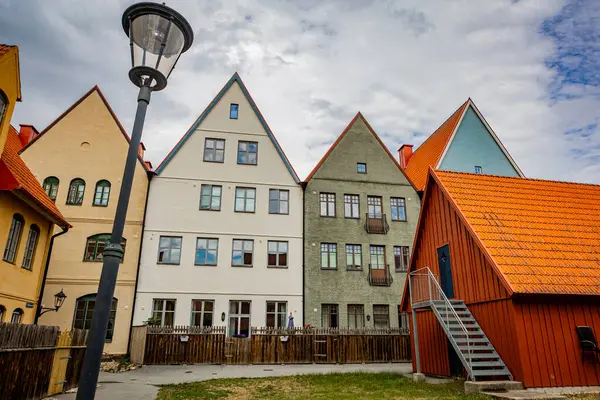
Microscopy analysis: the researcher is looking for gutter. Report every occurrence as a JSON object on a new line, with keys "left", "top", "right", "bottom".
{"left": 34, "top": 225, "right": 69, "bottom": 324}
{"left": 126, "top": 170, "right": 153, "bottom": 356}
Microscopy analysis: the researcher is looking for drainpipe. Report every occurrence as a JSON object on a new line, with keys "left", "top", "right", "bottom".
{"left": 126, "top": 170, "right": 153, "bottom": 356}
{"left": 301, "top": 181, "right": 307, "bottom": 327}
{"left": 34, "top": 225, "right": 69, "bottom": 324}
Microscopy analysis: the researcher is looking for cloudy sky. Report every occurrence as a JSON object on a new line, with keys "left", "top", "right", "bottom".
{"left": 1, "top": 0, "right": 599, "bottom": 182}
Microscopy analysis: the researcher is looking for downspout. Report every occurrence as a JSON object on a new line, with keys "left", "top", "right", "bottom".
{"left": 126, "top": 170, "right": 153, "bottom": 356}
{"left": 301, "top": 181, "right": 307, "bottom": 327}
{"left": 34, "top": 225, "right": 69, "bottom": 324}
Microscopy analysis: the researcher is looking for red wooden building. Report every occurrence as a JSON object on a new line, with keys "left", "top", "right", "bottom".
{"left": 401, "top": 168, "right": 600, "bottom": 387}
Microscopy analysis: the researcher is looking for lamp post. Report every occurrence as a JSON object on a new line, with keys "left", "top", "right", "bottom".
{"left": 76, "top": 3, "right": 193, "bottom": 399}
{"left": 38, "top": 289, "right": 67, "bottom": 317}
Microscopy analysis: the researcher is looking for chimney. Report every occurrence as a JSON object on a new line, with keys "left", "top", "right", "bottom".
{"left": 138, "top": 142, "right": 146, "bottom": 159}
{"left": 18, "top": 124, "right": 40, "bottom": 148}
{"left": 398, "top": 144, "right": 414, "bottom": 169}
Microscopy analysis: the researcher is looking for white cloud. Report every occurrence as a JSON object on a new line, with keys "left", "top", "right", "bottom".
{"left": 3, "top": 0, "right": 600, "bottom": 183}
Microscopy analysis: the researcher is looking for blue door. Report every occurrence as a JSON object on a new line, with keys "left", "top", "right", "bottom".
{"left": 437, "top": 245, "right": 454, "bottom": 298}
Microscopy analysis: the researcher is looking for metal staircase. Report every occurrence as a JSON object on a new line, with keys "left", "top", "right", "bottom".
{"left": 409, "top": 268, "right": 513, "bottom": 381}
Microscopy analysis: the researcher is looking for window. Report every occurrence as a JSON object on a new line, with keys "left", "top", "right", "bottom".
{"left": 321, "top": 304, "right": 338, "bottom": 328}
{"left": 373, "top": 305, "right": 389, "bottom": 329}
{"left": 320, "top": 243, "right": 337, "bottom": 269}
{"left": 475, "top": 166, "right": 483, "bottom": 174}
{"left": 390, "top": 197, "right": 407, "bottom": 221}
{"left": 191, "top": 300, "right": 214, "bottom": 327}
{"left": 195, "top": 238, "right": 218, "bottom": 266}
{"left": 398, "top": 306, "right": 410, "bottom": 332}
{"left": 320, "top": 193, "right": 336, "bottom": 217}
{"left": 203, "top": 138, "right": 225, "bottom": 163}
{"left": 235, "top": 187, "right": 256, "bottom": 212}
{"left": 66, "top": 178, "right": 85, "bottom": 205}
{"left": 357, "top": 163, "right": 367, "bottom": 174}
{"left": 0, "top": 90, "right": 7, "bottom": 126}
{"left": 0, "top": 305, "right": 5, "bottom": 322}
{"left": 370, "top": 245, "right": 385, "bottom": 270}
{"left": 152, "top": 299, "right": 176, "bottom": 327}
{"left": 267, "top": 241, "right": 288, "bottom": 267}
{"left": 269, "top": 189, "right": 289, "bottom": 214}
{"left": 84, "top": 234, "right": 126, "bottom": 262}
{"left": 394, "top": 246, "right": 410, "bottom": 272}
{"left": 229, "top": 300, "right": 251, "bottom": 337}
{"left": 74, "top": 295, "right": 117, "bottom": 340}
{"left": 158, "top": 236, "right": 182, "bottom": 264}
{"left": 93, "top": 180, "right": 111, "bottom": 206}
{"left": 3, "top": 213, "right": 24, "bottom": 263}
{"left": 344, "top": 194, "right": 359, "bottom": 218}
{"left": 232, "top": 239, "right": 254, "bottom": 266}
{"left": 43, "top": 177, "right": 59, "bottom": 202}
{"left": 237, "top": 141, "right": 258, "bottom": 165}
{"left": 230, "top": 103, "right": 239, "bottom": 119}
{"left": 266, "top": 301, "right": 287, "bottom": 328}
{"left": 21, "top": 225, "right": 40, "bottom": 270}
{"left": 348, "top": 305, "right": 365, "bottom": 329}
{"left": 367, "top": 196, "right": 382, "bottom": 218}
{"left": 11, "top": 308, "right": 24, "bottom": 324}
{"left": 345, "top": 244, "right": 362, "bottom": 270}
{"left": 200, "top": 185, "right": 222, "bottom": 211}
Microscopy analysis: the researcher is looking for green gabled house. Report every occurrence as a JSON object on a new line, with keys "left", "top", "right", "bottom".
{"left": 303, "top": 112, "right": 419, "bottom": 329}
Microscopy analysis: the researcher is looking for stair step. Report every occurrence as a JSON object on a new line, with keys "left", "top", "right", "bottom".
{"left": 449, "top": 327, "right": 481, "bottom": 331}
{"left": 472, "top": 369, "right": 512, "bottom": 377}
{"left": 454, "top": 338, "right": 490, "bottom": 343}
{"left": 470, "top": 360, "right": 507, "bottom": 367}
{"left": 464, "top": 353, "right": 500, "bottom": 360}
{"left": 458, "top": 344, "right": 492, "bottom": 351}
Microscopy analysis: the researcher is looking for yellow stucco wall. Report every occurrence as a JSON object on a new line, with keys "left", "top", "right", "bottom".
{"left": 20, "top": 88, "right": 149, "bottom": 354}
{"left": 0, "top": 192, "right": 53, "bottom": 324}
{"left": 0, "top": 46, "right": 20, "bottom": 151}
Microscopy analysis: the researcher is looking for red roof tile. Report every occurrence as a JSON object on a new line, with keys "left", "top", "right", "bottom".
{"left": 0, "top": 44, "right": 15, "bottom": 57}
{"left": 403, "top": 101, "right": 469, "bottom": 191}
{"left": 0, "top": 126, "right": 69, "bottom": 228}
{"left": 433, "top": 170, "right": 600, "bottom": 296}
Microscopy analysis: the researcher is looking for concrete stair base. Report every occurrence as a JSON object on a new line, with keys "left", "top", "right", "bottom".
{"left": 464, "top": 381, "right": 524, "bottom": 394}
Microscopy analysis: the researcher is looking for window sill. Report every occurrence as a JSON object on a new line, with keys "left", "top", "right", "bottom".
{"left": 267, "top": 265, "right": 288, "bottom": 269}
{"left": 2, "top": 259, "right": 16, "bottom": 265}
{"left": 199, "top": 208, "right": 221, "bottom": 212}
{"left": 195, "top": 264, "right": 217, "bottom": 267}
{"left": 268, "top": 212, "right": 289, "bottom": 215}
{"left": 157, "top": 262, "right": 181, "bottom": 266}
{"left": 21, "top": 266, "right": 32, "bottom": 271}
{"left": 203, "top": 160, "right": 225, "bottom": 163}
{"left": 320, "top": 267, "right": 338, "bottom": 271}
{"left": 344, "top": 216, "right": 360, "bottom": 219}
{"left": 66, "top": 203, "right": 83, "bottom": 206}
{"left": 319, "top": 215, "right": 337, "bottom": 218}
{"left": 234, "top": 210, "right": 256, "bottom": 214}
{"left": 395, "top": 270, "right": 408, "bottom": 273}
{"left": 232, "top": 264, "right": 253, "bottom": 268}
{"left": 391, "top": 219, "right": 408, "bottom": 223}
{"left": 346, "top": 267, "right": 363, "bottom": 271}
{"left": 237, "top": 163, "right": 258, "bottom": 166}
{"left": 92, "top": 204, "right": 109, "bottom": 207}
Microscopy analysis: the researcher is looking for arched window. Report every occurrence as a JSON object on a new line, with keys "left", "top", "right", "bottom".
{"left": 42, "top": 177, "right": 60, "bottom": 202}
{"left": 73, "top": 294, "right": 117, "bottom": 341}
{"left": 11, "top": 308, "right": 23, "bottom": 324}
{"left": 93, "top": 180, "right": 111, "bottom": 206}
{"left": 22, "top": 225, "right": 40, "bottom": 270}
{"left": 0, "top": 305, "right": 6, "bottom": 322}
{"left": 66, "top": 178, "right": 85, "bottom": 205}
{"left": 3, "top": 214, "right": 24, "bottom": 263}
{"left": 0, "top": 90, "right": 7, "bottom": 127}
{"left": 84, "top": 234, "right": 126, "bottom": 262}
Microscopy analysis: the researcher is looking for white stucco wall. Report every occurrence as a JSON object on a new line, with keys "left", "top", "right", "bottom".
{"left": 134, "top": 79, "right": 303, "bottom": 330}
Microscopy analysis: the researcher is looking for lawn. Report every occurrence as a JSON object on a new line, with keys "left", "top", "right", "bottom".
{"left": 156, "top": 372, "right": 492, "bottom": 400}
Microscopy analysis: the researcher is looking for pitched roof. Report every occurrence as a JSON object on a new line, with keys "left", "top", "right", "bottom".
{"left": 0, "top": 44, "right": 22, "bottom": 101}
{"left": 431, "top": 169, "right": 600, "bottom": 296}
{"left": 0, "top": 44, "right": 15, "bottom": 57}
{"left": 304, "top": 112, "right": 417, "bottom": 190}
{"left": 19, "top": 86, "right": 149, "bottom": 172}
{"left": 0, "top": 126, "right": 69, "bottom": 228}
{"left": 402, "top": 101, "right": 469, "bottom": 191}
{"left": 155, "top": 73, "right": 299, "bottom": 182}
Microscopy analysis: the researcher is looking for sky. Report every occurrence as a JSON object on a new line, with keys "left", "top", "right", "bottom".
{"left": 1, "top": 0, "right": 599, "bottom": 183}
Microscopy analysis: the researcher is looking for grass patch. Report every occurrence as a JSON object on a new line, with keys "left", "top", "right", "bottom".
{"left": 157, "top": 372, "right": 492, "bottom": 400}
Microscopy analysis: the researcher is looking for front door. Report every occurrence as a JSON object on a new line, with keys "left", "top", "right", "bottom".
{"left": 437, "top": 245, "right": 454, "bottom": 298}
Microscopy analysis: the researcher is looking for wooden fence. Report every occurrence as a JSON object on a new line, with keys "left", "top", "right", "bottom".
{"left": 0, "top": 323, "right": 88, "bottom": 400}
{"left": 132, "top": 325, "right": 410, "bottom": 365}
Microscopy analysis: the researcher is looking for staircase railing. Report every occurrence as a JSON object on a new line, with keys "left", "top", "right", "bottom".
{"left": 409, "top": 267, "right": 473, "bottom": 379}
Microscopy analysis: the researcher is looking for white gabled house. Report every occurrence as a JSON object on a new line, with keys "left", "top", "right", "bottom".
{"left": 133, "top": 73, "right": 302, "bottom": 336}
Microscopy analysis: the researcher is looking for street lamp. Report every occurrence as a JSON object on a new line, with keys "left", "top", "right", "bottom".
{"left": 38, "top": 289, "right": 67, "bottom": 316}
{"left": 76, "top": 3, "right": 193, "bottom": 399}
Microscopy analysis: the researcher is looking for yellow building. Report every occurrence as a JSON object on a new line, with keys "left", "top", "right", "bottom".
{"left": 0, "top": 44, "right": 70, "bottom": 324}
{"left": 20, "top": 86, "right": 150, "bottom": 354}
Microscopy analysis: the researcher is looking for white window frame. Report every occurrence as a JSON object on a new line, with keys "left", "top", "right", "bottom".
{"left": 190, "top": 300, "right": 214, "bottom": 327}
{"left": 152, "top": 299, "right": 176, "bottom": 327}
{"left": 229, "top": 300, "right": 251, "bottom": 337}
{"left": 345, "top": 244, "right": 362, "bottom": 270}
{"left": 320, "top": 193, "right": 336, "bottom": 217}
{"left": 266, "top": 301, "right": 287, "bottom": 328}
{"left": 235, "top": 187, "right": 256, "bottom": 213}
{"left": 321, "top": 243, "right": 337, "bottom": 269}
{"left": 267, "top": 241, "right": 288, "bottom": 268}
{"left": 344, "top": 194, "right": 360, "bottom": 218}
{"left": 391, "top": 197, "right": 407, "bottom": 222}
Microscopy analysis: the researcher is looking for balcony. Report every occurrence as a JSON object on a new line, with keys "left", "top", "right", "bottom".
{"left": 368, "top": 264, "right": 393, "bottom": 287}
{"left": 364, "top": 213, "right": 389, "bottom": 234}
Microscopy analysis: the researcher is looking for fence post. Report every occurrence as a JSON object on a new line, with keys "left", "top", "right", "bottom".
{"left": 47, "top": 330, "right": 72, "bottom": 396}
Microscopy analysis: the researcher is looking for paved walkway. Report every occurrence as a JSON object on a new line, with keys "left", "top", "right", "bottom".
{"left": 49, "top": 363, "right": 413, "bottom": 400}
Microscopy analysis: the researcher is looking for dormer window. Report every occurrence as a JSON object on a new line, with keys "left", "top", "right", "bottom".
{"left": 474, "top": 166, "right": 483, "bottom": 174}
{"left": 230, "top": 103, "right": 239, "bottom": 119}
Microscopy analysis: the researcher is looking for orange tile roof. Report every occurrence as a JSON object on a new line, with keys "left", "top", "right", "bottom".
{"left": 0, "top": 126, "right": 69, "bottom": 228}
{"left": 0, "top": 44, "right": 15, "bottom": 57}
{"left": 403, "top": 100, "right": 469, "bottom": 191}
{"left": 433, "top": 169, "right": 600, "bottom": 296}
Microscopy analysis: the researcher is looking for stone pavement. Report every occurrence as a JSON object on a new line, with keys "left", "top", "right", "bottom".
{"left": 48, "top": 363, "right": 413, "bottom": 400}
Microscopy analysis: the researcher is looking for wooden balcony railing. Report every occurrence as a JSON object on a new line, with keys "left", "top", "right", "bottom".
{"left": 364, "top": 213, "right": 389, "bottom": 234}
{"left": 368, "top": 264, "right": 393, "bottom": 287}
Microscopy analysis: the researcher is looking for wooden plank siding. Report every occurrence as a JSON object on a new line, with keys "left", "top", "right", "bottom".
{"left": 513, "top": 299, "right": 600, "bottom": 388}
{"left": 412, "top": 309, "right": 451, "bottom": 377}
